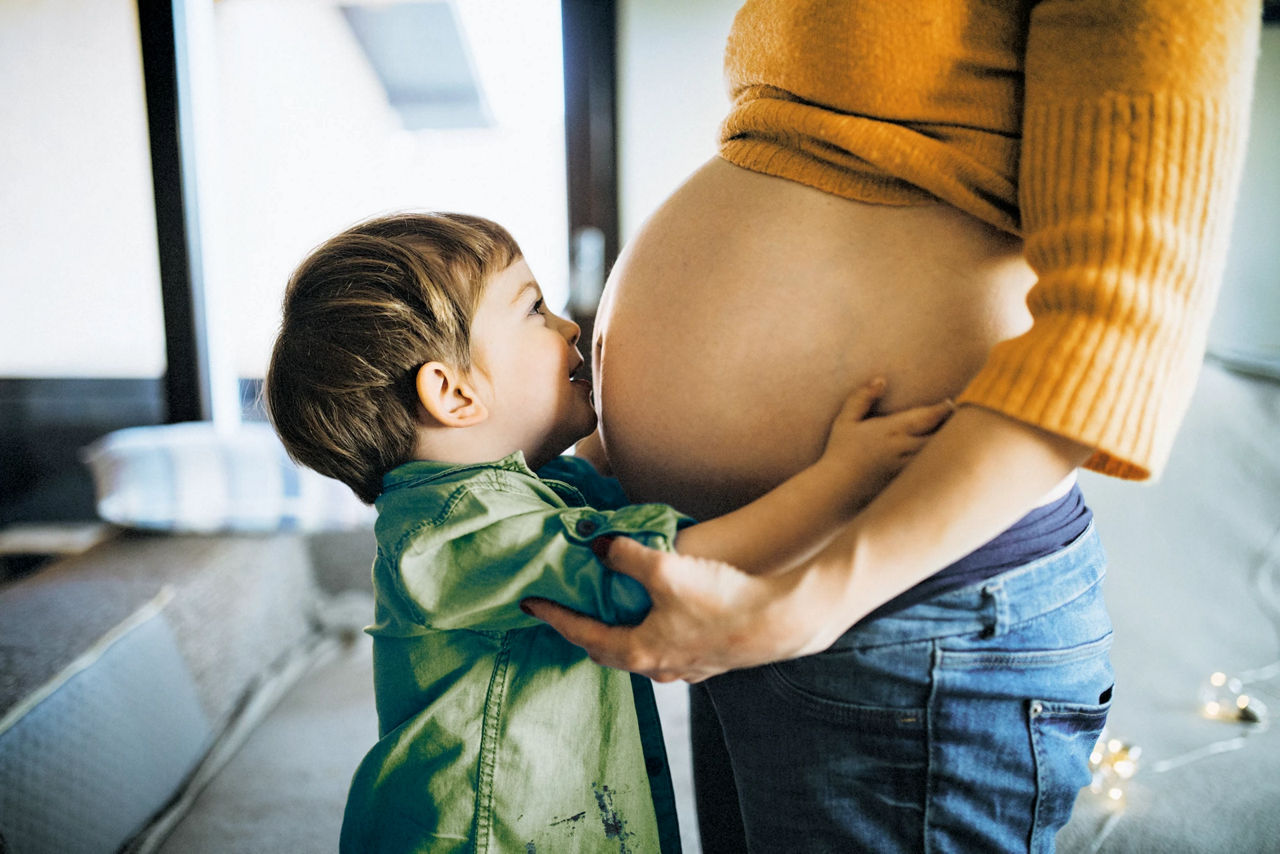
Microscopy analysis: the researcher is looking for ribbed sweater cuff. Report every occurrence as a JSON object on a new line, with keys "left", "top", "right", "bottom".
{"left": 958, "top": 92, "right": 1248, "bottom": 480}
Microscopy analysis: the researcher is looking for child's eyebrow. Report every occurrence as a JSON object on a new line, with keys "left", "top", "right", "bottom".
{"left": 511, "top": 281, "right": 540, "bottom": 306}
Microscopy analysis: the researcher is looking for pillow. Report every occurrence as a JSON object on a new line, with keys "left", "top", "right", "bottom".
{"left": 81, "top": 422, "right": 376, "bottom": 532}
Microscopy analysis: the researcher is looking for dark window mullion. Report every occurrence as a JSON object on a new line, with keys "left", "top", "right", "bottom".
{"left": 136, "top": 0, "right": 211, "bottom": 423}
{"left": 561, "top": 0, "right": 619, "bottom": 370}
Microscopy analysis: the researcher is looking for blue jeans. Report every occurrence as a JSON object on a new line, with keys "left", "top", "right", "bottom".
{"left": 693, "top": 526, "right": 1112, "bottom": 853}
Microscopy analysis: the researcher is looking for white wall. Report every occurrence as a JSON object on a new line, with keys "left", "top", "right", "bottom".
{"left": 0, "top": 0, "right": 569, "bottom": 381}
{"left": 1209, "top": 25, "right": 1280, "bottom": 372}
{"left": 616, "top": 0, "right": 741, "bottom": 242}
{"left": 210, "top": 0, "right": 570, "bottom": 378}
{"left": 0, "top": 0, "right": 167, "bottom": 378}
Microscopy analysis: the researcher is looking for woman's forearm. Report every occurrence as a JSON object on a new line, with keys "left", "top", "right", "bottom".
{"left": 523, "top": 404, "right": 1094, "bottom": 683}
{"left": 803, "top": 404, "right": 1094, "bottom": 637}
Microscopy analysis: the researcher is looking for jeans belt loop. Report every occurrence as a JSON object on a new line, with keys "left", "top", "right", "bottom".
{"left": 979, "top": 581, "right": 1003, "bottom": 638}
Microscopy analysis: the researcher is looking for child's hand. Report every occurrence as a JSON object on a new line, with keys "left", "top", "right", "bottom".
{"left": 820, "top": 378, "right": 954, "bottom": 497}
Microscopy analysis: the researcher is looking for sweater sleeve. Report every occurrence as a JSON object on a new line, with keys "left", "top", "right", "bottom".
{"left": 957, "top": 0, "right": 1261, "bottom": 479}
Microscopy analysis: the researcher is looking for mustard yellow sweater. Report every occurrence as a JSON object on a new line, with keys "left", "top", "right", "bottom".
{"left": 720, "top": 0, "right": 1262, "bottom": 479}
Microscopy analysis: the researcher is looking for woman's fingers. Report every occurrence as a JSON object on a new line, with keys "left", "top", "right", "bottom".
{"left": 593, "top": 535, "right": 669, "bottom": 588}
{"left": 525, "top": 537, "right": 742, "bottom": 682}
{"left": 524, "top": 537, "right": 668, "bottom": 673}
{"left": 523, "top": 597, "right": 690, "bottom": 682}
{"left": 521, "top": 598, "right": 640, "bottom": 669}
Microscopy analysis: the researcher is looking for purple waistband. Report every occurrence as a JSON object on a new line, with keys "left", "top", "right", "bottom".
{"left": 858, "top": 482, "right": 1093, "bottom": 625}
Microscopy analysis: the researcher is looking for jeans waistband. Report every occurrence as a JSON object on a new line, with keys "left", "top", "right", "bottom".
{"left": 858, "top": 482, "right": 1091, "bottom": 623}
{"left": 838, "top": 523, "right": 1105, "bottom": 648}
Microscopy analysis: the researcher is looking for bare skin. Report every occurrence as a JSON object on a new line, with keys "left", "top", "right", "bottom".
{"left": 525, "top": 157, "right": 1091, "bottom": 680}
{"left": 593, "top": 158, "right": 1039, "bottom": 520}
{"left": 532, "top": 407, "right": 1090, "bottom": 682}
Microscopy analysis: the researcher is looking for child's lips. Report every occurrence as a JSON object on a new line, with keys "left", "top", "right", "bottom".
{"left": 569, "top": 364, "right": 593, "bottom": 398}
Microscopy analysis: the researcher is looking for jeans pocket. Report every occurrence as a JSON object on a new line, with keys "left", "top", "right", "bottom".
{"left": 764, "top": 659, "right": 928, "bottom": 730}
{"left": 762, "top": 637, "right": 932, "bottom": 729}
{"left": 740, "top": 662, "right": 929, "bottom": 842}
{"left": 1028, "top": 696, "right": 1111, "bottom": 848}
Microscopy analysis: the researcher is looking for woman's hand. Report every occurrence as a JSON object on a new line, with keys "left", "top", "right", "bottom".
{"left": 522, "top": 536, "right": 850, "bottom": 683}
{"left": 525, "top": 407, "right": 1094, "bottom": 683}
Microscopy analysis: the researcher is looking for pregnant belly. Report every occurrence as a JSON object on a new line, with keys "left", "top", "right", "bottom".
{"left": 594, "top": 158, "right": 1036, "bottom": 521}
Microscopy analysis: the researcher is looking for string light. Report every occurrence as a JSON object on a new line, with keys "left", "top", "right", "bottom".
{"left": 1088, "top": 730, "right": 1140, "bottom": 804}
{"left": 1200, "top": 670, "right": 1269, "bottom": 724}
{"left": 1084, "top": 668, "right": 1272, "bottom": 808}
{"left": 1079, "top": 525, "right": 1280, "bottom": 852}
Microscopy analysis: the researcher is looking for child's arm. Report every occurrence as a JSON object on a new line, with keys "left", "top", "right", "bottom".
{"left": 674, "top": 379, "right": 952, "bottom": 575}
{"left": 401, "top": 383, "right": 941, "bottom": 633}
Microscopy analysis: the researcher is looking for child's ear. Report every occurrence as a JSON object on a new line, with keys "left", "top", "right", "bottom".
{"left": 415, "top": 362, "right": 488, "bottom": 427}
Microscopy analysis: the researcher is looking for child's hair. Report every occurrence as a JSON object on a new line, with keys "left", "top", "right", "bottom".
{"left": 265, "top": 212, "right": 521, "bottom": 504}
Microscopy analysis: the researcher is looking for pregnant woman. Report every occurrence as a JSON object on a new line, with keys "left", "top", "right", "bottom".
{"left": 528, "top": 1, "right": 1262, "bottom": 850}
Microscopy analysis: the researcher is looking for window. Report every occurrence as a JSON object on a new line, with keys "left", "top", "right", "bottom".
{"left": 0, "top": 0, "right": 166, "bottom": 380}
{"left": 203, "top": 0, "right": 571, "bottom": 393}
{"left": 0, "top": 0, "right": 168, "bottom": 523}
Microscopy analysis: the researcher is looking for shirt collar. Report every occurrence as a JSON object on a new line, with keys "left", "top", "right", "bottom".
{"left": 379, "top": 451, "right": 537, "bottom": 493}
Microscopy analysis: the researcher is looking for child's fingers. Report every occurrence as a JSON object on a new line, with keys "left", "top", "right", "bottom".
{"left": 835, "top": 377, "right": 887, "bottom": 423}
{"left": 895, "top": 434, "right": 931, "bottom": 457}
{"left": 897, "top": 400, "right": 955, "bottom": 435}
{"left": 879, "top": 431, "right": 927, "bottom": 458}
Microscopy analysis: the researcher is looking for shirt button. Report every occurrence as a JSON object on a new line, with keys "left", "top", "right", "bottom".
{"left": 575, "top": 517, "right": 599, "bottom": 537}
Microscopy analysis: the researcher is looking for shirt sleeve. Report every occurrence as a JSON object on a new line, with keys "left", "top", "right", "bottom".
{"left": 391, "top": 485, "right": 694, "bottom": 632}
{"left": 957, "top": 0, "right": 1261, "bottom": 479}
{"left": 536, "top": 455, "right": 632, "bottom": 510}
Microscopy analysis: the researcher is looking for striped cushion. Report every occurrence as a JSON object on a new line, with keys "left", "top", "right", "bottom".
{"left": 81, "top": 422, "right": 375, "bottom": 532}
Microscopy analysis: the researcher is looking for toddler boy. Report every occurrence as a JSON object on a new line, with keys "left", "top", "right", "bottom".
{"left": 265, "top": 212, "right": 950, "bottom": 853}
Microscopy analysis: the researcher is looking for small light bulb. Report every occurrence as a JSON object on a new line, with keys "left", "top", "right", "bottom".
{"left": 1237, "top": 694, "right": 1251, "bottom": 709}
{"left": 1210, "top": 672, "right": 1227, "bottom": 687}
{"left": 1204, "top": 701, "right": 1222, "bottom": 717}
{"left": 1088, "top": 730, "right": 1140, "bottom": 806}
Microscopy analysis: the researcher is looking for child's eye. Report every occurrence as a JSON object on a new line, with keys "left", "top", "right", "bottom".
{"left": 529, "top": 297, "right": 546, "bottom": 316}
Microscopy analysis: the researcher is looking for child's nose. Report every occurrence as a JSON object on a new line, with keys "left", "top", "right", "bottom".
{"left": 558, "top": 314, "right": 581, "bottom": 346}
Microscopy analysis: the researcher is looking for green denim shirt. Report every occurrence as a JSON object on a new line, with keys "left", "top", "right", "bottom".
{"left": 339, "top": 453, "right": 691, "bottom": 853}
